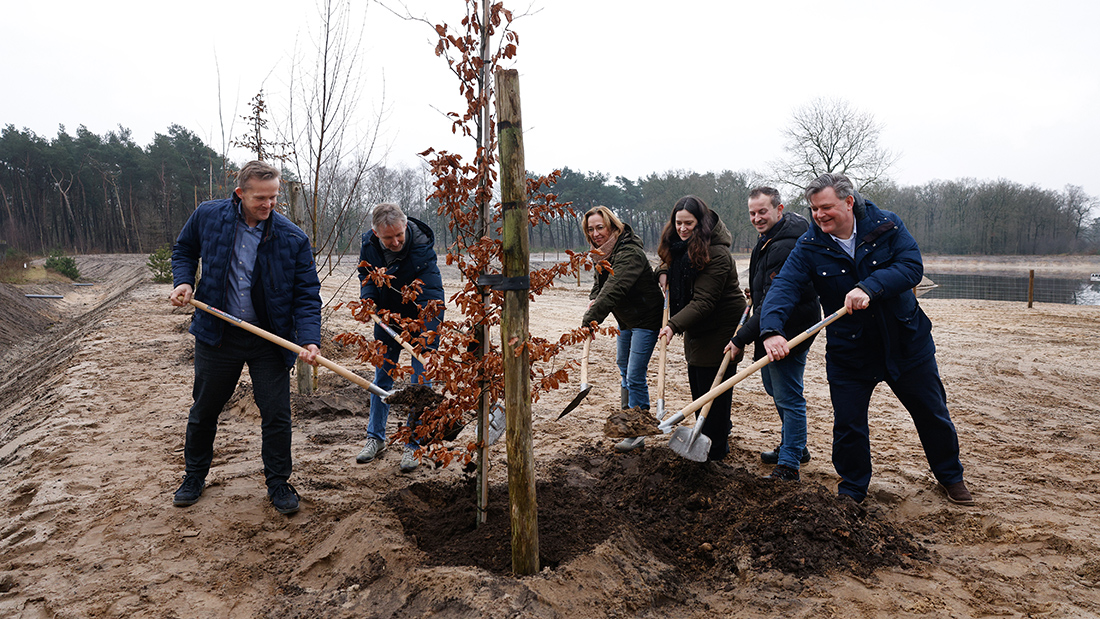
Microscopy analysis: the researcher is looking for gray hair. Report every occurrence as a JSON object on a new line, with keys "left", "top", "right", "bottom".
{"left": 371, "top": 202, "right": 408, "bottom": 230}
{"left": 237, "top": 160, "right": 281, "bottom": 190}
{"left": 804, "top": 173, "right": 854, "bottom": 203}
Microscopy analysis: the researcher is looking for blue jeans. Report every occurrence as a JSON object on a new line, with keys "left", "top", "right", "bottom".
{"left": 760, "top": 346, "right": 809, "bottom": 470}
{"left": 616, "top": 327, "right": 659, "bottom": 409}
{"left": 186, "top": 326, "right": 292, "bottom": 489}
{"left": 828, "top": 356, "right": 964, "bottom": 502}
{"left": 367, "top": 314, "right": 442, "bottom": 446}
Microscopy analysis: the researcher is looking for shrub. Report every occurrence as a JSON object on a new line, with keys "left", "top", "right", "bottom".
{"left": 147, "top": 244, "right": 173, "bottom": 283}
{"left": 45, "top": 249, "right": 80, "bottom": 280}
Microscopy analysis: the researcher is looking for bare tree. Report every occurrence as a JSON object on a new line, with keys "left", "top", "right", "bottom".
{"left": 284, "top": 0, "right": 385, "bottom": 276}
{"left": 770, "top": 97, "right": 899, "bottom": 194}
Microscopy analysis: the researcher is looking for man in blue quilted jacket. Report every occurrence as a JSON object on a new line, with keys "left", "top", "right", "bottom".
{"left": 354, "top": 202, "right": 444, "bottom": 474}
{"left": 759, "top": 173, "right": 972, "bottom": 506}
{"left": 169, "top": 160, "right": 322, "bottom": 516}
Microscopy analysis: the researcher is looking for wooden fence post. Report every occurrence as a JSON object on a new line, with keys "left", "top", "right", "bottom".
{"left": 495, "top": 68, "right": 539, "bottom": 575}
{"left": 288, "top": 181, "right": 314, "bottom": 395}
{"left": 1028, "top": 269, "right": 1035, "bottom": 308}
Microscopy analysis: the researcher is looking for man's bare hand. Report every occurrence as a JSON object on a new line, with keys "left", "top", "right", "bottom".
{"left": 762, "top": 334, "right": 789, "bottom": 361}
{"left": 845, "top": 287, "right": 871, "bottom": 313}
{"left": 299, "top": 344, "right": 321, "bottom": 366}
{"left": 169, "top": 284, "right": 193, "bottom": 307}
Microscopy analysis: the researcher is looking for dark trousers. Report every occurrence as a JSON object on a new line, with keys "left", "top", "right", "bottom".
{"left": 185, "top": 326, "right": 293, "bottom": 489}
{"left": 688, "top": 363, "right": 737, "bottom": 461}
{"left": 829, "top": 356, "right": 964, "bottom": 501}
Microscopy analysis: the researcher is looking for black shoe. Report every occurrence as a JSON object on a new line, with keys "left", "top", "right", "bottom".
{"left": 768, "top": 465, "right": 800, "bottom": 481}
{"left": 269, "top": 483, "right": 300, "bottom": 515}
{"left": 173, "top": 475, "right": 205, "bottom": 507}
{"left": 760, "top": 446, "right": 811, "bottom": 465}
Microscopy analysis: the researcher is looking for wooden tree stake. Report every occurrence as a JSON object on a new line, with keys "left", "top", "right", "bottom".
{"left": 495, "top": 68, "right": 539, "bottom": 575}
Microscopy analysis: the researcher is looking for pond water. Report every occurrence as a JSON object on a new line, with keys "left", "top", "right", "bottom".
{"left": 922, "top": 272, "right": 1100, "bottom": 306}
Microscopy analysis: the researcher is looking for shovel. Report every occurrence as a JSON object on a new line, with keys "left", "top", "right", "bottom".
{"left": 370, "top": 313, "right": 430, "bottom": 366}
{"left": 558, "top": 337, "right": 592, "bottom": 419}
{"left": 667, "top": 306, "right": 849, "bottom": 462}
{"left": 189, "top": 299, "right": 393, "bottom": 400}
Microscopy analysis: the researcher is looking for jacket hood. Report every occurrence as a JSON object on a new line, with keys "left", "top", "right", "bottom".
{"left": 709, "top": 213, "right": 732, "bottom": 249}
{"left": 770, "top": 211, "right": 810, "bottom": 244}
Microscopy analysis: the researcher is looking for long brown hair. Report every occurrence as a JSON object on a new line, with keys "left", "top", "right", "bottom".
{"left": 658, "top": 195, "right": 714, "bottom": 270}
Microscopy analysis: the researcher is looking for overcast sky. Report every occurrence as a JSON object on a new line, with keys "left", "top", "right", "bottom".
{"left": 4, "top": 0, "right": 1098, "bottom": 201}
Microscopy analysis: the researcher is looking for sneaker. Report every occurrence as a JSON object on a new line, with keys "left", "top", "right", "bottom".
{"left": 942, "top": 480, "right": 975, "bottom": 505}
{"left": 760, "top": 446, "right": 811, "bottom": 465}
{"left": 615, "top": 436, "right": 645, "bottom": 452}
{"left": 269, "top": 483, "right": 300, "bottom": 515}
{"left": 355, "top": 437, "right": 387, "bottom": 464}
{"left": 173, "top": 475, "right": 205, "bottom": 507}
{"left": 768, "top": 464, "right": 800, "bottom": 481}
{"left": 399, "top": 447, "right": 420, "bottom": 473}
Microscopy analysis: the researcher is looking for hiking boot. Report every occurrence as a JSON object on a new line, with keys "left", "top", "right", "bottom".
{"left": 399, "top": 447, "right": 420, "bottom": 473}
{"left": 173, "top": 475, "right": 205, "bottom": 507}
{"left": 615, "top": 436, "right": 645, "bottom": 452}
{"left": 620, "top": 386, "right": 630, "bottom": 410}
{"left": 269, "top": 483, "right": 300, "bottom": 515}
{"left": 942, "top": 480, "right": 975, "bottom": 505}
{"left": 355, "top": 437, "right": 386, "bottom": 464}
{"left": 760, "top": 446, "right": 811, "bottom": 465}
{"left": 768, "top": 464, "right": 800, "bottom": 481}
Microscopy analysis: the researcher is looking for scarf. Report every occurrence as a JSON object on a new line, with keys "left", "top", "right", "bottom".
{"left": 667, "top": 239, "right": 696, "bottom": 317}
{"left": 592, "top": 231, "right": 619, "bottom": 262}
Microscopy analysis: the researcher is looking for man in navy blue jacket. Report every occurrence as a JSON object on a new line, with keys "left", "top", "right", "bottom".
{"left": 759, "top": 173, "right": 972, "bottom": 505}
{"left": 354, "top": 203, "right": 444, "bottom": 473}
{"left": 169, "top": 160, "right": 322, "bottom": 516}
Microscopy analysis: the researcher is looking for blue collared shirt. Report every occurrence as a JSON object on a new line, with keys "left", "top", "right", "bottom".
{"left": 226, "top": 208, "right": 263, "bottom": 323}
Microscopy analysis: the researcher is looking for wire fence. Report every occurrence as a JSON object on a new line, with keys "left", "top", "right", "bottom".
{"left": 922, "top": 272, "right": 1100, "bottom": 305}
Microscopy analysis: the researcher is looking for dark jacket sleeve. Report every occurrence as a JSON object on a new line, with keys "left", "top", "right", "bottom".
{"left": 172, "top": 208, "right": 203, "bottom": 288}
{"left": 357, "top": 232, "right": 379, "bottom": 302}
{"left": 291, "top": 236, "right": 322, "bottom": 347}
{"left": 856, "top": 216, "right": 924, "bottom": 300}
{"left": 668, "top": 250, "right": 731, "bottom": 335}
{"left": 759, "top": 239, "right": 815, "bottom": 339}
{"left": 582, "top": 246, "right": 648, "bottom": 327}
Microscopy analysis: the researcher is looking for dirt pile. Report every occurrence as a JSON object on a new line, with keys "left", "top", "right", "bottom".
{"left": 603, "top": 407, "right": 661, "bottom": 438}
{"left": 390, "top": 446, "right": 926, "bottom": 578}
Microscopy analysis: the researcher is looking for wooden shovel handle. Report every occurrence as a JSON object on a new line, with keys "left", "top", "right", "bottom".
{"left": 697, "top": 348, "right": 733, "bottom": 419}
{"left": 371, "top": 313, "right": 430, "bottom": 366}
{"left": 580, "top": 337, "right": 590, "bottom": 385}
{"left": 189, "top": 299, "right": 389, "bottom": 398}
{"left": 675, "top": 306, "right": 849, "bottom": 421}
{"left": 656, "top": 288, "right": 669, "bottom": 399}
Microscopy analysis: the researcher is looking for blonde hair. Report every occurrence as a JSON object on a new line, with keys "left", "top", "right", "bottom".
{"left": 581, "top": 205, "right": 624, "bottom": 247}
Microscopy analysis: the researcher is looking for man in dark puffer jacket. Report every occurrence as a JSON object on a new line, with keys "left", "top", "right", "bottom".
{"left": 170, "top": 160, "right": 322, "bottom": 516}
{"left": 354, "top": 203, "right": 444, "bottom": 474}
{"left": 728, "top": 187, "right": 820, "bottom": 481}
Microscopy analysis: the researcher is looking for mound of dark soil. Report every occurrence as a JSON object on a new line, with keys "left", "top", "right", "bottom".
{"left": 388, "top": 446, "right": 929, "bottom": 578}
{"left": 603, "top": 407, "right": 661, "bottom": 437}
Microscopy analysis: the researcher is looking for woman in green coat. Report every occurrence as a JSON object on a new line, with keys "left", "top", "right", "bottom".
{"left": 580, "top": 206, "right": 664, "bottom": 450}
{"left": 657, "top": 196, "right": 747, "bottom": 461}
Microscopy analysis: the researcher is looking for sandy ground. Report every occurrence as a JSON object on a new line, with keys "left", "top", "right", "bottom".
{"left": 2, "top": 253, "right": 1100, "bottom": 618}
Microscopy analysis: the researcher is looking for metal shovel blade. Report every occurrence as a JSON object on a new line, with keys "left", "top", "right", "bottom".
{"left": 486, "top": 402, "right": 506, "bottom": 446}
{"left": 669, "top": 426, "right": 711, "bottom": 462}
{"left": 557, "top": 384, "right": 591, "bottom": 419}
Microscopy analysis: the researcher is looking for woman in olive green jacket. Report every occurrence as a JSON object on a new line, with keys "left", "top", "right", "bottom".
{"left": 581, "top": 206, "right": 664, "bottom": 428}
{"left": 657, "top": 196, "right": 747, "bottom": 461}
